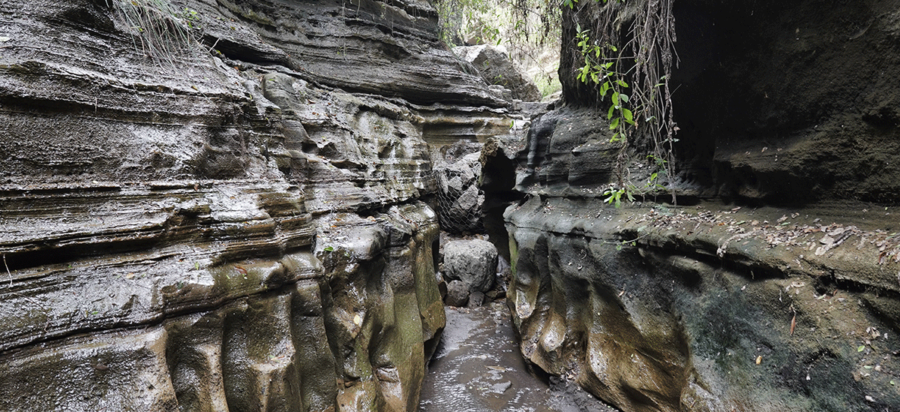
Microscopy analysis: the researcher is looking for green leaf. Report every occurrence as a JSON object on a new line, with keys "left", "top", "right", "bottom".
{"left": 609, "top": 117, "right": 620, "bottom": 130}
{"left": 611, "top": 92, "right": 619, "bottom": 106}
{"left": 610, "top": 133, "right": 620, "bottom": 142}
{"left": 610, "top": 45, "right": 617, "bottom": 52}
{"left": 623, "top": 109, "right": 634, "bottom": 125}
{"left": 600, "top": 81, "right": 610, "bottom": 97}
{"left": 608, "top": 105, "right": 615, "bottom": 119}
{"left": 857, "top": 345, "right": 865, "bottom": 352}
{"left": 616, "top": 79, "right": 629, "bottom": 88}
{"left": 324, "top": 246, "right": 334, "bottom": 252}
{"left": 604, "top": 62, "right": 614, "bottom": 69}
{"left": 619, "top": 94, "right": 629, "bottom": 103}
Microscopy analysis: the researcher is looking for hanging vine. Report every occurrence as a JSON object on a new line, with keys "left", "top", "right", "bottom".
{"left": 568, "top": 0, "right": 679, "bottom": 205}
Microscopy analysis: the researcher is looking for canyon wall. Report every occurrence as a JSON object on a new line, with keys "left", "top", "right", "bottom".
{"left": 501, "top": 0, "right": 900, "bottom": 410}
{"left": 0, "top": 0, "right": 511, "bottom": 410}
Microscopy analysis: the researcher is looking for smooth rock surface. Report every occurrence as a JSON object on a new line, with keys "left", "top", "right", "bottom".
{"left": 506, "top": 196, "right": 900, "bottom": 411}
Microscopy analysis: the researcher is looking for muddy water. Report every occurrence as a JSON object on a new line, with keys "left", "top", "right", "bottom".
{"left": 419, "top": 301, "right": 617, "bottom": 412}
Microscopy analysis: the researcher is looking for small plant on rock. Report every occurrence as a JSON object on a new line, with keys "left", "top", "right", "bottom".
{"left": 569, "top": 0, "right": 679, "bottom": 207}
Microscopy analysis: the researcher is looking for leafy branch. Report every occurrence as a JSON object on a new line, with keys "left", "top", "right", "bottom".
{"left": 602, "top": 154, "right": 668, "bottom": 207}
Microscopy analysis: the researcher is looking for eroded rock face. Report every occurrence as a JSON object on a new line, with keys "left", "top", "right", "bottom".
{"left": 0, "top": 0, "right": 512, "bottom": 409}
{"left": 503, "top": 82, "right": 900, "bottom": 412}
{"left": 501, "top": 2, "right": 900, "bottom": 410}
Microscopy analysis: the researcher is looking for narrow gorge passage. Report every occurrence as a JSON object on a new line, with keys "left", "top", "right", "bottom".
{"left": 3, "top": 0, "right": 899, "bottom": 410}
{"left": 419, "top": 302, "right": 617, "bottom": 412}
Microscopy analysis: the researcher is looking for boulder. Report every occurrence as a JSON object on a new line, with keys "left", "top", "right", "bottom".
{"left": 443, "top": 239, "right": 498, "bottom": 293}
{"left": 454, "top": 45, "right": 542, "bottom": 102}
{"left": 445, "top": 280, "right": 470, "bottom": 307}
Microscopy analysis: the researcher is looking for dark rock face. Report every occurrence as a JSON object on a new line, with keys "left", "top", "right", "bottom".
{"left": 501, "top": 0, "right": 900, "bottom": 410}
{"left": 504, "top": 103, "right": 900, "bottom": 409}
{"left": 560, "top": 0, "right": 900, "bottom": 204}
{"left": 0, "top": 0, "right": 514, "bottom": 409}
{"left": 669, "top": 0, "right": 900, "bottom": 204}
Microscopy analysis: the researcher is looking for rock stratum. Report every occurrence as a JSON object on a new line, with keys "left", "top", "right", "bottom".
{"left": 501, "top": 0, "right": 900, "bottom": 411}
{"left": 0, "top": 0, "right": 514, "bottom": 410}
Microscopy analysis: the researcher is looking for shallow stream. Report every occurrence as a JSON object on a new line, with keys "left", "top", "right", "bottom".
{"left": 418, "top": 301, "right": 617, "bottom": 412}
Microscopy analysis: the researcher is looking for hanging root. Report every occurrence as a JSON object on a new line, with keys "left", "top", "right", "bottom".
{"left": 106, "top": 0, "right": 202, "bottom": 69}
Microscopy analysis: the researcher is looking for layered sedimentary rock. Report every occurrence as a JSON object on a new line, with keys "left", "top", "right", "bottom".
{"left": 506, "top": 186, "right": 900, "bottom": 411}
{"left": 502, "top": 0, "right": 900, "bottom": 410}
{"left": 0, "top": 0, "right": 509, "bottom": 409}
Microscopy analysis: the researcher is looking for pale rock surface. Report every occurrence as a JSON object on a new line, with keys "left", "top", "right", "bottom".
{"left": 454, "top": 45, "right": 542, "bottom": 102}
{"left": 443, "top": 239, "right": 498, "bottom": 293}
